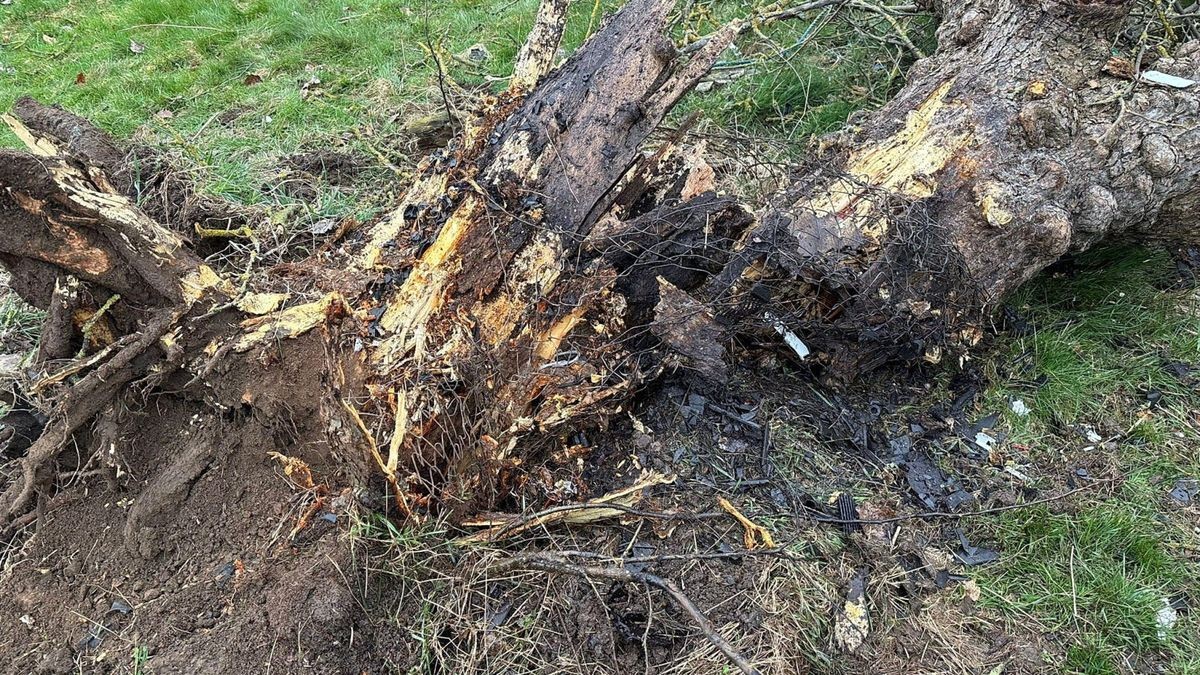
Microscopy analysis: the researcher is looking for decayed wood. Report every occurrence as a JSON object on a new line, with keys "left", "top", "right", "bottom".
{"left": 352, "top": 0, "right": 744, "bottom": 510}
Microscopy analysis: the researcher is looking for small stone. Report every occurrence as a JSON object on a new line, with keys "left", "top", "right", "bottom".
{"left": 142, "top": 588, "right": 161, "bottom": 602}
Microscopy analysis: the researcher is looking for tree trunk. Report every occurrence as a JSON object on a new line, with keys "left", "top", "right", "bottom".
{"left": 711, "top": 0, "right": 1200, "bottom": 373}
{"left": 2, "top": 0, "right": 1199, "bottom": 526}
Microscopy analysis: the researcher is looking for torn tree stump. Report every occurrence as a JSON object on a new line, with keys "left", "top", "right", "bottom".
{"left": 1, "top": 0, "right": 1200, "bottom": 547}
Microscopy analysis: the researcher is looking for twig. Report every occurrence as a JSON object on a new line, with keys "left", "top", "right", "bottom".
{"left": 460, "top": 501, "right": 725, "bottom": 540}
{"left": 548, "top": 547, "right": 791, "bottom": 565}
{"left": 422, "top": 1, "right": 458, "bottom": 135}
{"left": 76, "top": 294, "right": 121, "bottom": 358}
{"left": 495, "top": 553, "right": 761, "bottom": 675}
{"left": 123, "top": 23, "right": 227, "bottom": 32}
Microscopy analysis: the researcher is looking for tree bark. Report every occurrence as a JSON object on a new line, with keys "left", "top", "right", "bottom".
{"left": 711, "top": 0, "right": 1200, "bottom": 373}
{"left": 2, "top": 0, "right": 1199, "bottom": 524}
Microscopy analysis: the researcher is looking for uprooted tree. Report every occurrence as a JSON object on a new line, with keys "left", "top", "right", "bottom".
{"left": 2, "top": 0, "right": 1199, "bottom": 535}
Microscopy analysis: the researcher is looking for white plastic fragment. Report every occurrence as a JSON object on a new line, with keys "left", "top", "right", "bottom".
{"left": 974, "top": 432, "right": 997, "bottom": 451}
{"left": 1142, "top": 70, "right": 1196, "bottom": 89}
{"left": 1157, "top": 598, "right": 1178, "bottom": 639}
{"left": 1010, "top": 398, "right": 1031, "bottom": 417}
{"left": 766, "top": 312, "right": 810, "bottom": 360}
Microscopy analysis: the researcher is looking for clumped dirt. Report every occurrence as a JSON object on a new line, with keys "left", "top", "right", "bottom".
{"left": 0, "top": 335, "right": 387, "bottom": 674}
{"left": 0, "top": 347, "right": 1064, "bottom": 675}
{"left": 278, "top": 150, "right": 368, "bottom": 201}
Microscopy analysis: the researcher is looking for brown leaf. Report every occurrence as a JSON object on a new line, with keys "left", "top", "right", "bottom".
{"left": 154, "top": 109, "right": 174, "bottom": 120}
{"left": 243, "top": 73, "right": 263, "bottom": 86}
{"left": 1103, "top": 56, "right": 1135, "bottom": 80}
{"left": 129, "top": 39, "right": 145, "bottom": 54}
{"left": 74, "top": 72, "right": 86, "bottom": 85}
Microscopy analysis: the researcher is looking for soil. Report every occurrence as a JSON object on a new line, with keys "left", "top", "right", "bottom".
{"left": 0, "top": 351, "right": 1076, "bottom": 673}
{"left": 278, "top": 150, "right": 368, "bottom": 201}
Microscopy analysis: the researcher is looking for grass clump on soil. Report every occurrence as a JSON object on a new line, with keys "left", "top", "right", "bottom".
{"left": 0, "top": 283, "right": 43, "bottom": 355}
{"left": 976, "top": 245, "right": 1200, "bottom": 674}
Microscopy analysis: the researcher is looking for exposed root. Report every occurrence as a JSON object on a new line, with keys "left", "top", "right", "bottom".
{"left": 0, "top": 308, "right": 179, "bottom": 528}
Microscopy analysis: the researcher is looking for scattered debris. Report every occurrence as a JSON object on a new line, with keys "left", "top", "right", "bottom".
{"left": 973, "top": 431, "right": 998, "bottom": 452}
{"left": 458, "top": 471, "right": 674, "bottom": 543}
{"left": 717, "top": 496, "right": 776, "bottom": 549}
{"left": 962, "top": 578, "right": 982, "bottom": 602}
{"left": 766, "top": 311, "right": 810, "bottom": 360}
{"left": 1142, "top": 70, "right": 1195, "bottom": 89}
{"left": 1156, "top": 598, "right": 1178, "bottom": 640}
{"left": 833, "top": 491, "right": 861, "bottom": 534}
{"left": 129, "top": 39, "right": 145, "bottom": 54}
{"left": 455, "top": 43, "right": 492, "bottom": 65}
{"left": 1168, "top": 478, "right": 1198, "bottom": 506}
{"left": 954, "top": 529, "right": 1000, "bottom": 566}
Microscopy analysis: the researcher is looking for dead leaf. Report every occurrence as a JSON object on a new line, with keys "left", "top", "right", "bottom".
{"left": 74, "top": 72, "right": 86, "bottom": 85}
{"left": 300, "top": 74, "right": 322, "bottom": 99}
{"left": 963, "top": 578, "right": 982, "bottom": 602}
{"left": 1103, "top": 56, "right": 1135, "bottom": 80}
{"left": 129, "top": 39, "right": 145, "bottom": 54}
{"left": 41, "top": 34, "right": 57, "bottom": 45}
{"left": 243, "top": 73, "right": 263, "bottom": 86}
{"left": 154, "top": 109, "right": 174, "bottom": 120}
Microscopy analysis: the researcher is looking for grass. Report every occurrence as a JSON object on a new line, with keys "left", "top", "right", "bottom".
{"left": 0, "top": 0, "right": 607, "bottom": 203}
{"left": 0, "top": 282, "right": 43, "bottom": 355}
{"left": 976, "top": 246, "right": 1200, "bottom": 674}
{"left": 0, "top": 0, "right": 920, "bottom": 205}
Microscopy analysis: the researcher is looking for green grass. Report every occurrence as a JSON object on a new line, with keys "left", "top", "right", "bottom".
{"left": 0, "top": 286, "right": 43, "bottom": 354}
{"left": 0, "top": 0, "right": 610, "bottom": 203}
{"left": 988, "top": 247, "right": 1200, "bottom": 429}
{"left": 0, "top": 0, "right": 923, "bottom": 204}
{"left": 976, "top": 246, "right": 1200, "bottom": 674}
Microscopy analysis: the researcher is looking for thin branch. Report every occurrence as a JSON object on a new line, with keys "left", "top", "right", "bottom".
{"left": 495, "top": 553, "right": 761, "bottom": 675}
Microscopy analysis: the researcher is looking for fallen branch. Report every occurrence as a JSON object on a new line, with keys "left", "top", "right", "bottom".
{"left": 494, "top": 552, "right": 761, "bottom": 675}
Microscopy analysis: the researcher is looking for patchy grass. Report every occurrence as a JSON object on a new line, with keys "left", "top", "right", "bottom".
{"left": 0, "top": 284, "right": 43, "bottom": 356}
{"left": 976, "top": 245, "right": 1200, "bottom": 674}
{"left": 1, "top": 0, "right": 928, "bottom": 204}
{"left": 0, "top": 0, "right": 610, "bottom": 203}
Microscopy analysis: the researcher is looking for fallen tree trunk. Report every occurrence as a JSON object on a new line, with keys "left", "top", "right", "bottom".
{"left": 1, "top": 0, "right": 1198, "bottom": 527}
{"left": 712, "top": 0, "right": 1200, "bottom": 373}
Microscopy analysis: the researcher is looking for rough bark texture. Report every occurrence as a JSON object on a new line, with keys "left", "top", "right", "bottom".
{"left": 712, "top": 0, "right": 1200, "bottom": 373}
